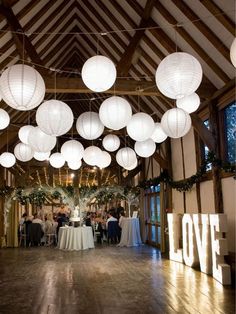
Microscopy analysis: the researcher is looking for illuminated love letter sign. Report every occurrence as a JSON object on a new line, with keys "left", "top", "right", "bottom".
{"left": 182, "top": 214, "right": 199, "bottom": 267}
{"left": 209, "top": 214, "right": 231, "bottom": 285}
{"left": 167, "top": 214, "right": 183, "bottom": 263}
{"left": 193, "top": 214, "right": 212, "bottom": 274}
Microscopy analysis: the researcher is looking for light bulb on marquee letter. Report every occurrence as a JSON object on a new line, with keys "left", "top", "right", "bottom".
{"left": 167, "top": 214, "right": 183, "bottom": 263}
{"left": 182, "top": 214, "right": 199, "bottom": 267}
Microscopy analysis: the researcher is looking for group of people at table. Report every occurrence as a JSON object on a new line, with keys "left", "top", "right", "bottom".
{"left": 18, "top": 203, "right": 142, "bottom": 249}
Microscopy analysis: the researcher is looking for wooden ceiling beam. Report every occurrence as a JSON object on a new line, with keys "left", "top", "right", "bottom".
{"left": 116, "top": 0, "right": 156, "bottom": 76}
{"left": 199, "top": 0, "right": 235, "bottom": 35}
{"left": 191, "top": 113, "right": 216, "bottom": 152}
{"left": 153, "top": 152, "right": 169, "bottom": 170}
{"left": 171, "top": 0, "right": 229, "bottom": 60}
{"left": 0, "top": 4, "right": 48, "bottom": 75}
{"left": 44, "top": 76, "right": 156, "bottom": 95}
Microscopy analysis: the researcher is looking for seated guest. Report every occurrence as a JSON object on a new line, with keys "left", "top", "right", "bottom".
{"left": 32, "top": 213, "right": 44, "bottom": 232}
{"left": 106, "top": 211, "right": 120, "bottom": 244}
{"left": 106, "top": 211, "right": 117, "bottom": 229}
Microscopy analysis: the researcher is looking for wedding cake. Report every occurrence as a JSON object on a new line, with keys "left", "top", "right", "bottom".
{"left": 69, "top": 206, "right": 80, "bottom": 222}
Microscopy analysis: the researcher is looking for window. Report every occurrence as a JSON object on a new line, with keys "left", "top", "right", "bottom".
{"left": 203, "top": 119, "right": 212, "bottom": 170}
{"left": 224, "top": 102, "right": 236, "bottom": 163}
{"left": 144, "top": 184, "right": 162, "bottom": 249}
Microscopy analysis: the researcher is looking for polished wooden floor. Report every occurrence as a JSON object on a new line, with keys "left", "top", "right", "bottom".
{"left": 0, "top": 245, "right": 235, "bottom": 314}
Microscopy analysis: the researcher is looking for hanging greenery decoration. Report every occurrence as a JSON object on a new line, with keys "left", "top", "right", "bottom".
{"left": 139, "top": 152, "right": 235, "bottom": 192}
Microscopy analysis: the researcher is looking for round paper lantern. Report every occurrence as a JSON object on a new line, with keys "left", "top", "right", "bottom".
{"left": 161, "top": 108, "right": 192, "bottom": 138}
{"left": 127, "top": 113, "right": 155, "bottom": 141}
{"left": 176, "top": 93, "right": 200, "bottom": 113}
{"left": 83, "top": 146, "right": 102, "bottom": 166}
{"left": 97, "top": 151, "right": 111, "bottom": 168}
{"left": 116, "top": 147, "right": 136, "bottom": 168}
{"left": 230, "top": 38, "right": 236, "bottom": 68}
{"left": 0, "top": 64, "right": 45, "bottom": 110}
{"left": 76, "top": 112, "right": 104, "bottom": 140}
{"left": 151, "top": 122, "right": 168, "bottom": 143}
{"left": 68, "top": 159, "right": 82, "bottom": 170}
{"left": 82, "top": 55, "right": 116, "bottom": 92}
{"left": 18, "top": 125, "right": 35, "bottom": 144}
{"left": 155, "top": 52, "right": 203, "bottom": 99}
{"left": 28, "top": 127, "right": 56, "bottom": 152}
{"left": 49, "top": 153, "right": 65, "bottom": 168}
{"left": 125, "top": 158, "right": 138, "bottom": 171}
{"left": 134, "top": 139, "right": 156, "bottom": 158}
{"left": 102, "top": 134, "right": 120, "bottom": 152}
{"left": 34, "top": 151, "right": 50, "bottom": 161}
{"left": 0, "top": 152, "right": 16, "bottom": 168}
{"left": 61, "top": 140, "right": 84, "bottom": 162}
{"left": 36, "top": 100, "right": 74, "bottom": 136}
{"left": 99, "top": 96, "right": 132, "bottom": 130}
{"left": 0, "top": 108, "right": 10, "bottom": 130}
{"left": 14, "top": 142, "right": 34, "bottom": 162}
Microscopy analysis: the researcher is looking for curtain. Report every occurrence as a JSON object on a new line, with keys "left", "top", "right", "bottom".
{"left": 7, "top": 201, "right": 19, "bottom": 247}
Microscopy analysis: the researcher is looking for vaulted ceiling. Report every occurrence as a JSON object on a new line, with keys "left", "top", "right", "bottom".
{"left": 0, "top": 0, "right": 235, "bottom": 186}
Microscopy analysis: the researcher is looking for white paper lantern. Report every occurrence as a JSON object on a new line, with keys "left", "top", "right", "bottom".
{"left": 82, "top": 55, "right": 116, "bottom": 92}
{"left": 151, "top": 122, "right": 168, "bottom": 143}
{"left": 61, "top": 140, "right": 84, "bottom": 162}
{"left": 97, "top": 151, "right": 111, "bottom": 168}
{"left": 155, "top": 52, "right": 203, "bottom": 99}
{"left": 14, "top": 142, "right": 34, "bottom": 162}
{"left": 161, "top": 108, "right": 192, "bottom": 138}
{"left": 68, "top": 159, "right": 82, "bottom": 170}
{"left": 116, "top": 147, "right": 136, "bottom": 168}
{"left": 99, "top": 96, "right": 132, "bottom": 130}
{"left": 134, "top": 139, "right": 156, "bottom": 158}
{"left": 34, "top": 151, "right": 50, "bottom": 161}
{"left": 0, "top": 108, "right": 10, "bottom": 130}
{"left": 0, "top": 64, "right": 45, "bottom": 110}
{"left": 102, "top": 134, "right": 120, "bottom": 152}
{"left": 36, "top": 100, "right": 74, "bottom": 136}
{"left": 28, "top": 127, "right": 57, "bottom": 152}
{"left": 18, "top": 125, "right": 35, "bottom": 144}
{"left": 0, "top": 152, "right": 16, "bottom": 168}
{"left": 124, "top": 158, "right": 138, "bottom": 171}
{"left": 76, "top": 112, "right": 104, "bottom": 140}
{"left": 230, "top": 38, "right": 236, "bottom": 68}
{"left": 83, "top": 146, "right": 102, "bottom": 166}
{"left": 49, "top": 152, "right": 65, "bottom": 168}
{"left": 127, "top": 113, "right": 155, "bottom": 141}
{"left": 176, "top": 93, "right": 200, "bottom": 113}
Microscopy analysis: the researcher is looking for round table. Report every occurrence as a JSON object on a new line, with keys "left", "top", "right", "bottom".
{"left": 118, "top": 218, "right": 142, "bottom": 247}
{"left": 58, "top": 226, "right": 94, "bottom": 251}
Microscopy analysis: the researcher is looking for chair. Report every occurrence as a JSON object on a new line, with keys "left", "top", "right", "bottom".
{"left": 107, "top": 221, "right": 121, "bottom": 244}
{"left": 29, "top": 223, "right": 43, "bottom": 246}
{"left": 18, "top": 224, "right": 27, "bottom": 247}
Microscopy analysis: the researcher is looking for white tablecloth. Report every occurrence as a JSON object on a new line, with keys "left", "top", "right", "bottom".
{"left": 58, "top": 226, "right": 94, "bottom": 251}
{"left": 118, "top": 218, "right": 142, "bottom": 247}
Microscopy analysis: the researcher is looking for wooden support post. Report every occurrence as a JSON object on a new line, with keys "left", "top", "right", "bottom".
{"left": 208, "top": 101, "right": 223, "bottom": 213}
{"left": 165, "top": 139, "right": 172, "bottom": 211}
{"left": 194, "top": 131, "right": 202, "bottom": 213}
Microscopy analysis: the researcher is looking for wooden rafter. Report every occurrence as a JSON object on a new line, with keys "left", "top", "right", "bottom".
{"left": 153, "top": 1, "right": 230, "bottom": 83}
{"left": 116, "top": 0, "right": 155, "bottom": 76}
{"left": 0, "top": 4, "right": 48, "bottom": 75}
{"left": 199, "top": 0, "right": 235, "bottom": 35}
{"left": 172, "top": 0, "right": 229, "bottom": 60}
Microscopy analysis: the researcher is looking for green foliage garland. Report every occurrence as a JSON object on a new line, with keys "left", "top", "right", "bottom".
{"left": 139, "top": 152, "right": 235, "bottom": 192}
